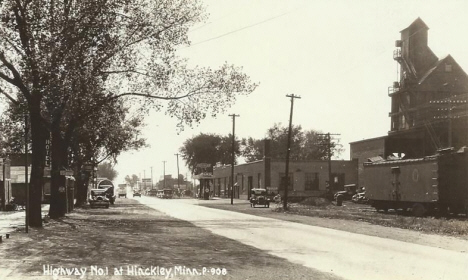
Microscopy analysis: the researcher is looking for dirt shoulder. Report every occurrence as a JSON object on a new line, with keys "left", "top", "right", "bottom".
{"left": 0, "top": 199, "right": 342, "bottom": 280}
{"left": 197, "top": 198, "right": 468, "bottom": 253}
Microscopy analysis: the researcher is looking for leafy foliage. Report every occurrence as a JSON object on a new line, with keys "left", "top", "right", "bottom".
{"left": 241, "top": 123, "right": 343, "bottom": 162}
{"left": 0, "top": 0, "right": 257, "bottom": 219}
{"left": 97, "top": 161, "right": 118, "bottom": 181}
{"left": 0, "top": 103, "right": 28, "bottom": 156}
{"left": 179, "top": 133, "right": 240, "bottom": 174}
{"left": 124, "top": 174, "right": 140, "bottom": 189}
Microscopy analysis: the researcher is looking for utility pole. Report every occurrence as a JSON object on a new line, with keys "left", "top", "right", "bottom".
{"left": 229, "top": 114, "right": 239, "bottom": 205}
{"left": 318, "top": 132, "right": 340, "bottom": 192}
{"left": 162, "top": 161, "right": 166, "bottom": 189}
{"left": 175, "top": 153, "right": 180, "bottom": 190}
{"left": 151, "top": 166, "right": 153, "bottom": 189}
{"left": 143, "top": 170, "right": 146, "bottom": 189}
{"left": 284, "top": 94, "right": 300, "bottom": 210}
{"left": 24, "top": 113, "right": 29, "bottom": 233}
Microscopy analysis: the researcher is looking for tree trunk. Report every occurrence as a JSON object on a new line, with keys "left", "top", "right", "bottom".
{"left": 48, "top": 124, "right": 68, "bottom": 219}
{"left": 75, "top": 170, "right": 89, "bottom": 207}
{"left": 29, "top": 101, "right": 46, "bottom": 227}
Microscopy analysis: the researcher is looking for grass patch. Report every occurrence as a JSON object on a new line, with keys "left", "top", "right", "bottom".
{"left": 274, "top": 201, "right": 468, "bottom": 236}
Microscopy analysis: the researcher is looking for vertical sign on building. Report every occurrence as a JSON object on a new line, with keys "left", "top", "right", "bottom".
{"left": 45, "top": 137, "right": 51, "bottom": 167}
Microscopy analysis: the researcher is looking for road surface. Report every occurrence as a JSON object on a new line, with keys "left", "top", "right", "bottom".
{"left": 137, "top": 196, "right": 468, "bottom": 280}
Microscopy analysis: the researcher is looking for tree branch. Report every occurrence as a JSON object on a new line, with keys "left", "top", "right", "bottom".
{"left": 0, "top": 87, "right": 19, "bottom": 105}
{"left": 110, "top": 91, "right": 199, "bottom": 101}
{"left": 0, "top": 52, "right": 31, "bottom": 99}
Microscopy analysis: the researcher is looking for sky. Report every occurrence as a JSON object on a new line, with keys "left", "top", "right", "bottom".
{"left": 3, "top": 0, "right": 468, "bottom": 185}
{"left": 112, "top": 0, "right": 468, "bottom": 185}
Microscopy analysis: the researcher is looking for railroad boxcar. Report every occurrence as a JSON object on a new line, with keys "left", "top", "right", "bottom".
{"left": 363, "top": 148, "right": 468, "bottom": 216}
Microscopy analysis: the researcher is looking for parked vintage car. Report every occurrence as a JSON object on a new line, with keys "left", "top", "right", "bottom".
{"left": 352, "top": 192, "right": 368, "bottom": 204}
{"left": 96, "top": 179, "right": 116, "bottom": 204}
{"left": 133, "top": 191, "right": 142, "bottom": 197}
{"left": 334, "top": 184, "right": 357, "bottom": 201}
{"left": 250, "top": 188, "right": 271, "bottom": 208}
{"left": 89, "top": 189, "right": 110, "bottom": 208}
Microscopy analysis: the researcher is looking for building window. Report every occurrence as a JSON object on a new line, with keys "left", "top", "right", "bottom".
{"left": 445, "top": 64, "right": 452, "bottom": 72}
{"left": 305, "top": 172, "right": 319, "bottom": 190}
{"left": 257, "top": 173, "right": 261, "bottom": 188}
{"left": 279, "top": 173, "right": 293, "bottom": 190}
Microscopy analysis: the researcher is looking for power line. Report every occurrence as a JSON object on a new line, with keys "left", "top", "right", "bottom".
{"left": 188, "top": 8, "right": 299, "bottom": 48}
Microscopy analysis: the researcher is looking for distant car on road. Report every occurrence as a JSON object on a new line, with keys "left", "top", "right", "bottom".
{"left": 147, "top": 189, "right": 158, "bottom": 197}
{"left": 133, "top": 192, "right": 141, "bottom": 197}
{"left": 157, "top": 189, "right": 173, "bottom": 199}
{"left": 118, "top": 184, "right": 127, "bottom": 198}
{"left": 89, "top": 189, "right": 110, "bottom": 208}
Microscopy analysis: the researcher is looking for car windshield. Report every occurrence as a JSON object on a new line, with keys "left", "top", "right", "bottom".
{"left": 252, "top": 189, "right": 267, "bottom": 195}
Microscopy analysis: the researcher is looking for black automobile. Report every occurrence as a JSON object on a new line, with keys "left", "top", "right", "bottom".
{"left": 250, "top": 188, "right": 271, "bottom": 208}
{"left": 89, "top": 189, "right": 110, "bottom": 208}
{"left": 133, "top": 192, "right": 141, "bottom": 197}
{"left": 334, "top": 184, "right": 357, "bottom": 201}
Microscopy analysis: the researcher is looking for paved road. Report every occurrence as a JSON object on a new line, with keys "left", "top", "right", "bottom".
{"left": 137, "top": 196, "right": 468, "bottom": 280}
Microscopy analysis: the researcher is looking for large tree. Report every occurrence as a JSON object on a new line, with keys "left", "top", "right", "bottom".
{"left": 241, "top": 123, "right": 342, "bottom": 162}
{"left": 68, "top": 96, "right": 146, "bottom": 207}
{"left": 180, "top": 133, "right": 240, "bottom": 174}
{"left": 0, "top": 0, "right": 256, "bottom": 225}
{"left": 124, "top": 174, "right": 139, "bottom": 189}
{"left": 96, "top": 162, "right": 118, "bottom": 182}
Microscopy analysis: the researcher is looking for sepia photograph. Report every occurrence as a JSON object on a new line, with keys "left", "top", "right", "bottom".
{"left": 1, "top": 0, "right": 468, "bottom": 279}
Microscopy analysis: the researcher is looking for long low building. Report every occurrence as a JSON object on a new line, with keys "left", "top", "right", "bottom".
{"left": 211, "top": 140, "right": 358, "bottom": 200}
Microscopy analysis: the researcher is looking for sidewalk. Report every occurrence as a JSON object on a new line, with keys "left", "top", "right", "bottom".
{"left": 0, "top": 205, "right": 50, "bottom": 236}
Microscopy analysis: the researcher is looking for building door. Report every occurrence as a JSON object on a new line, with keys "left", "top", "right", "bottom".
{"left": 331, "top": 173, "right": 345, "bottom": 191}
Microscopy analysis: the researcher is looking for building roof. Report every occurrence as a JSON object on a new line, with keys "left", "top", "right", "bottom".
{"left": 417, "top": 55, "right": 449, "bottom": 84}
{"left": 400, "top": 17, "right": 429, "bottom": 33}
{"left": 417, "top": 54, "right": 468, "bottom": 86}
{"left": 349, "top": 135, "right": 387, "bottom": 145}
